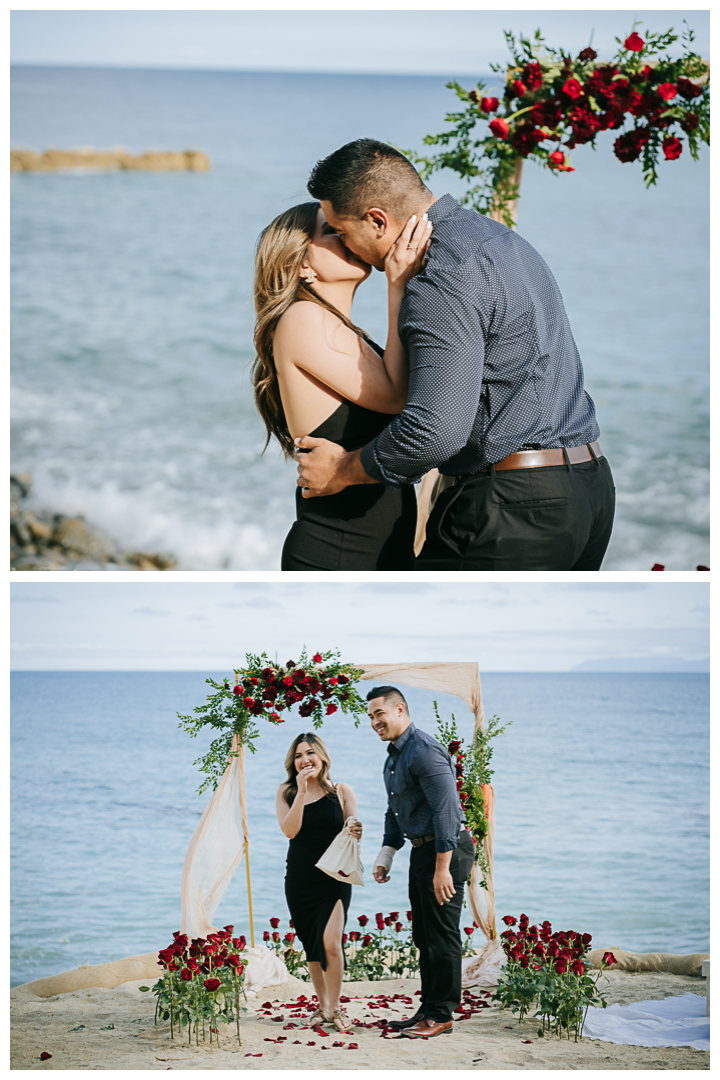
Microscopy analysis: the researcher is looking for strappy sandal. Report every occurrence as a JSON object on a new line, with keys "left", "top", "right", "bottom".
{"left": 308, "top": 1008, "right": 330, "bottom": 1028}
{"left": 329, "top": 1007, "right": 355, "bottom": 1033}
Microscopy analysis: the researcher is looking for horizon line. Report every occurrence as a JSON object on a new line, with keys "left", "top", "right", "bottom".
{"left": 10, "top": 60, "right": 493, "bottom": 81}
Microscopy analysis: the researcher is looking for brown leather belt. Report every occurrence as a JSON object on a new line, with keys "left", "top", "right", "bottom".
{"left": 410, "top": 834, "right": 435, "bottom": 848}
{"left": 485, "top": 441, "right": 603, "bottom": 472}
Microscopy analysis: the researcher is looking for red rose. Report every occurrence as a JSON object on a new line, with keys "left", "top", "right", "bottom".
{"left": 448, "top": 739, "right": 462, "bottom": 754}
{"left": 481, "top": 96, "right": 499, "bottom": 113}
{"left": 572, "top": 961, "right": 585, "bottom": 975}
{"left": 511, "top": 125, "right": 545, "bottom": 156}
{"left": 624, "top": 32, "right": 644, "bottom": 52}
{"left": 651, "top": 563, "right": 665, "bottom": 570}
{"left": 40, "top": 1053, "right": 52, "bottom": 1061}
{"left": 261, "top": 667, "right": 273, "bottom": 681}
{"left": 676, "top": 77, "right": 702, "bottom": 100}
{"left": 614, "top": 127, "right": 650, "bottom": 163}
{"left": 263, "top": 931, "right": 270, "bottom": 941}
{"left": 270, "top": 917, "right": 280, "bottom": 928}
{"left": 578, "top": 46, "right": 597, "bottom": 61}
{"left": 204, "top": 978, "right": 221, "bottom": 992}
{"left": 349, "top": 931, "right": 360, "bottom": 942}
{"left": 502, "top": 916, "right": 518, "bottom": 926}
{"left": 681, "top": 112, "right": 700, "bottom": 134}
{"left": 232, "top": 685, "right": 242, "bottom": 695}
{"left": 548, "top": 150, "right": 566, "bottom": 166}
{"left": 407, "top": 910, "right": 413, "bottom": 922}
{"left": 282, "top": 676, "right": 293, "bottom": 686}
{"left": 554, "top": 959, "right": 567, "bottom": 974}
{"left": 337, "top": 674, "right": 349, "bottom": 684}
{"left": 243, "top": 696, "right": 254, "bottom": 708}
{"left": 226, "top": 954, "right": 241, "bottom": 967}
{"left": 362, "top": 934, "right": 372, "bottom": 947}
{"left": 312, "top": 653, "right": 323, "bottom": 662}
{"left": 180, "top": 967, "right": 193, "bottom": 981}
{"left": 395, "top": 922, "right": 403, "bottom": 932}
{"left": 509, "top": 80, "right": 526, "bottom": 98}
{"left": 603, "top": 951, "right": 618, "bottom": 966}
{"left": 298, "top": 701, "right": 314, "bottom": 717}
{"left": 357, "top": 915, "right": 369, "bottom": 926}
{"left": 328, "top": 676, "right": 338, "bottom": 685}
{"left": 326, "top": 704, "right": 338, "bottom": 715}
{"left": 250, "top": 677, "right": 259, "bottom": 686}
{"left": 286, "top": 660, "right": 295, "bottom": 667}
{"left": 272, "top": 932, "right": 280, "bottom": 942}
{"left": 562, "top": 78, "right": 583, "bottom": 100}
{"left": 657, "top": 82, "right": 677, "bottom": 102}
{"left": 523, "top": 62, "right": 543, "bottom": 91}
{"left": 519, "top": 914, "right": 529, "bottom": 929}
{"left": 463, "top": 927, "right": 474, "bottom": 936}
{"left": 663, "top": 136, "right": 683, "bottom": 160}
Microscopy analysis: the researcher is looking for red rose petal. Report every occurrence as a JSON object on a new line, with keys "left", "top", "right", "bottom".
{"left": 40, "top": 1053, "right": 52, "bottom": 1061}
{"left": 348, "top": 1043, "right": 359, "bottom": 1049}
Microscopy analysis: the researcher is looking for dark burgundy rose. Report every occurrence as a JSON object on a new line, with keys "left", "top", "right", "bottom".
{"left": 519, "top": 914, "right": 530, "bottom": 929}
{"left": 224, "top": 682, "right": 230, "bottom": 690}
{"left": 624, "top": 32, "right": 644, "bottom": 52}
{"left": 263, "top": 931, "right": 270, "bottom": 941}
{"left": 652, "top": 562, "right": 665, "bottom": 570}
{"left": 681, "top": 112, "right": 700, "bottom": 134}
{"left": 270, "top": 917, "right": 280, "bottom": 928}
{"left": 261, "top": 667, "right": 274, "bottom": 681}
{"left": 187, "top": 958, "right": 200, "bottom": 972}
{"left": 362, "top": 934, "right": 372, "bottom": 947}
{"left": 204, "top": 977, "right": 221, "bottom": 992}
{"left": 337, "top": 674, "right": 349, "bottom": 684}
{"left": 226, "top": 954, "right": 242, "bottom": 967}
{"left": 554, "top": 959, "right": 568, "bottom": 974}
{"left": 603, "top": 951, "right": 618, "bottom": 966}
{"left": 357, "top": 915, "right": 369, "bottom": 926}
{"left": 298, "top": 701, "right": 314, "bottom": 717}
{"left": 578, "top": 46, "right": 597, "bottom": 61}
{"left": 508, "top": 80, "right": 526, "bottom": 98}
{"left": 697, "top": 565, "right": 710, "bottom": 570}
{"left": 676, "top": 77, "right": 702, "bottom": 100}
{"left": 262, "top": 687, "right": 277, "bottom": 700}
{"left": 407, "top": 910, "right": 413, "bottom": 922}
{"left": 463, "top": 926, "right": 474, "bottom": 936}
{"left": 448, "top": 739, "right": 462, "bottom": 754}
{"left": 180, "top": 967, "right": 193, "bottom": 981}
{"left": 286, "top": 660, "right": 296, "bottom": 667}
{"left": 511, "top": 125, "right": 545, "bottom": 156}
{"left": 662, "top": 136, "right": 683, "bottom": 159}
{"left": 40, "top": 1053, "right": 53, "bottom": 1061}
{"left": 582, "top": 933, "right": 592, "bottom": 945}
{"left": 502, "top": 916, "right": 518, "bottom": 926}
{"left": 523, "top": 62, "right": 544, "bottom": 90}
{"left": 518, "top": 954, "right": 529, "bottom": 968}
{"left": 342, "top": 933, "right": 348, "bottom": 944}
{"left": 613, "top": 127, "right": 650, "bottom": 163}
{"left": 481, "top": 96, "right": 500, "bottom": 113}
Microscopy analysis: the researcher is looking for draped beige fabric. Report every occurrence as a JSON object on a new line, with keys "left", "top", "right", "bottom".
{"left": 180, "top": 734, "right": 249, "bottom": 940}
{"left": 357, "top": 663, "right": 496, "bottom": 942}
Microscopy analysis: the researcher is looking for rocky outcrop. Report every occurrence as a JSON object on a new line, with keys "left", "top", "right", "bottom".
{"left": 10, "top": 148, "right": 211, "bottom": 173}
{"left": 10, "top": 474, "right": 176, "bottom": 571}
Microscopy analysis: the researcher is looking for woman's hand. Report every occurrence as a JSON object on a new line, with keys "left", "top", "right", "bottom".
{"left": 347, "top": 818, "right": 363, "bottom": 840}
{"left": 384, "top": 214, "right": 433, "bottom": 292}
{"left": 296, "top": 762, "right": 314, "bottom": 797}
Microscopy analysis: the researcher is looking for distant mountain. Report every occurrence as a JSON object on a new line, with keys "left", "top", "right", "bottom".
{"left": 572, "top": 657, "right": 709, "bottom": 673}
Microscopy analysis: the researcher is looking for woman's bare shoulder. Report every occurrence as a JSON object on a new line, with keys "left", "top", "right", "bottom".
{"left": 275, "top": 300, "right": 338, "bottom": 337}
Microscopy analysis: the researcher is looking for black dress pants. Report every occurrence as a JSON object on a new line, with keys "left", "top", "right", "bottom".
{"left": 416, "top": 456, "right": 615, "bottom": 571}
{"left": 408, "top": 830, "right": 475, "bottom": 1022}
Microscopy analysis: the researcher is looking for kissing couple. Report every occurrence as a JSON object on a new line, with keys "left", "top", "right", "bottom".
{"left": 253, "top": 138, "right": 615, "bottom": 571}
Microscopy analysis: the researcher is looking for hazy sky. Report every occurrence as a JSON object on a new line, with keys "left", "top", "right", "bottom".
{"left": 10, "top": 582, "right": 708, "bottom": 672}
{"left": 10, "top": 9, "right": 710, "bottom": 77}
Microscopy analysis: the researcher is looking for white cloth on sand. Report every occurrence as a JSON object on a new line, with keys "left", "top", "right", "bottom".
{"left": 243, "top": 944, "right": 288, "bottom": 991}
{"left": 462, "top": 937, "right": 506, "bottom": 988}
{"left": 582, "top": 992, "right": 709, "bottom": 1051}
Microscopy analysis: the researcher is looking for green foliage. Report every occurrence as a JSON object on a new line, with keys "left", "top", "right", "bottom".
{"left": 434, "top": 703, "right": 511, "bottom": 886}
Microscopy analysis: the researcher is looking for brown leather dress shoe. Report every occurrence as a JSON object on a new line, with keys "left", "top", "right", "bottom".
{"left": 401, "top": 1017, "right": 453, "bottom": 1038}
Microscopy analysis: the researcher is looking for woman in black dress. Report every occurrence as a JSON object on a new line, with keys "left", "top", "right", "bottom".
{"left": 276, "top": 733, "right": 362, "bottom": 1033}
{"left": 253, "top": 202, "right": 432, "bottom": 570}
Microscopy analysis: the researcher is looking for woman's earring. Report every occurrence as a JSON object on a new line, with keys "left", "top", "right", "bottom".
{"left": 301, "top": 267, "right": 317, "bottom": 284}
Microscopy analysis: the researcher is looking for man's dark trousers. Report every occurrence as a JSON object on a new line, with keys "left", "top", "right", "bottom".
{"left": 416, "top": 457, "right": 615, "bottom": 570}
{"left": 408, "top": 830, "right": 475, "bottom": 1022}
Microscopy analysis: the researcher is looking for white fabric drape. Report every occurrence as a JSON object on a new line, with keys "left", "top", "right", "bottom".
{"left": 180, "top": 734, "right": 248, "bottom": 940}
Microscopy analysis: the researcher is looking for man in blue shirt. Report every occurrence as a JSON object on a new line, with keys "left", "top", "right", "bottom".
{"left": 296, "top": 138, "right": 615, "bottom": 570}
{"left": 368, "top": 685, "right": 475, "bottom": 1038}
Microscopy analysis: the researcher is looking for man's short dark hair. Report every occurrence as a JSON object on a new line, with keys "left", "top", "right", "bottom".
{"left": 307, "top": 138, "right": 429, "bottom": 220}
{"left": 366, "top": 685, "right": 409, "bottom": 711}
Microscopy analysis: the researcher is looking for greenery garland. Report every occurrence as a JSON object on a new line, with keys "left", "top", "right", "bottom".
{"left": 434, "top": 702, "right": 511, "bottom": 887}
{"left": 177, "top": 649, "right": 366, "bottom": 795}
{"left": 404, "top": 22, "right": 709, "bottom": 225}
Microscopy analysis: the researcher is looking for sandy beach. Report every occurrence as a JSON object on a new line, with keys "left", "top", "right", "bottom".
{"left": 11, "top": 967, "right": 708, "bottom": 1070}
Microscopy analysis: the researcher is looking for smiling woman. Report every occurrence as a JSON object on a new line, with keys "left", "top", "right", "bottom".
{"left": 252, "top": 199, "right": 431, "bottom": 570}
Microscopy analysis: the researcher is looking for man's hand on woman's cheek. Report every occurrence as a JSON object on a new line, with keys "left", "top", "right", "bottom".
{"left": 294, "top": 437, "right": 377, "bottom": 497}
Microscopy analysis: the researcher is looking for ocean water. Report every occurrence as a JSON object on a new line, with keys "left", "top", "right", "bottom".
{"left": 10, "top": 671, "right": 709, "bottom": 987}
{"left": 11, "top": 66, "right": 709, "bottom": 569}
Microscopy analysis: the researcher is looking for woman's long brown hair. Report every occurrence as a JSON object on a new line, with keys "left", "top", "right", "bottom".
{"left": 252, "top": 201, "right": 366, "bottom": 457}
{"left": 282, "top": 731, "right": 337, "bottom": 807}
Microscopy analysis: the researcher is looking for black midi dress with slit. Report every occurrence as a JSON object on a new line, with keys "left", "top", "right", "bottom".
{"left": 284, "top": 793, "right": 351, "bottom": 971}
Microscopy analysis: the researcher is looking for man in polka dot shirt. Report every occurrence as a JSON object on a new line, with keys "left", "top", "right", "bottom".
{"left": 296, "top": 138, "right": 615, "bottom": 570}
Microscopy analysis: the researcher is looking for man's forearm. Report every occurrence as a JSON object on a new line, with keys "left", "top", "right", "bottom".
{"left": 340, "top": 448, "right": 379, "bottom": 487}
{"left": 435, "top": 850, "right": 452, "bottom": 873}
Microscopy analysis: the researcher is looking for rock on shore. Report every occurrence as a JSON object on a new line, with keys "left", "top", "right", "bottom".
{"left": 11, "top": 147, "right": 211, "bottom": 172}
{"left": 10, "top": 474, "right": 176, "bottom": 571}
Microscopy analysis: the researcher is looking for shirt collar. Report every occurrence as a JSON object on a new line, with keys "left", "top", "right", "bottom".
{"left": 388, "top": 721, "right": 415, "bottom": 755}
{"left": 427, "top": 193, "right": 459, "bottom": 226}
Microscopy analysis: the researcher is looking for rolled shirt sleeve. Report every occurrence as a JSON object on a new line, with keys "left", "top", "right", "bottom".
{"left": 360, "top": 270, "right": 486, "bottom": 488}
{"left": 382, "top": 803, "right": 405, "bottom": 851}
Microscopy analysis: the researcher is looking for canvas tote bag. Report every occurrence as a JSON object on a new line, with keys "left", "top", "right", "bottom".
{"left": 315, "top": 784, "right": 365, "bottom": 885}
